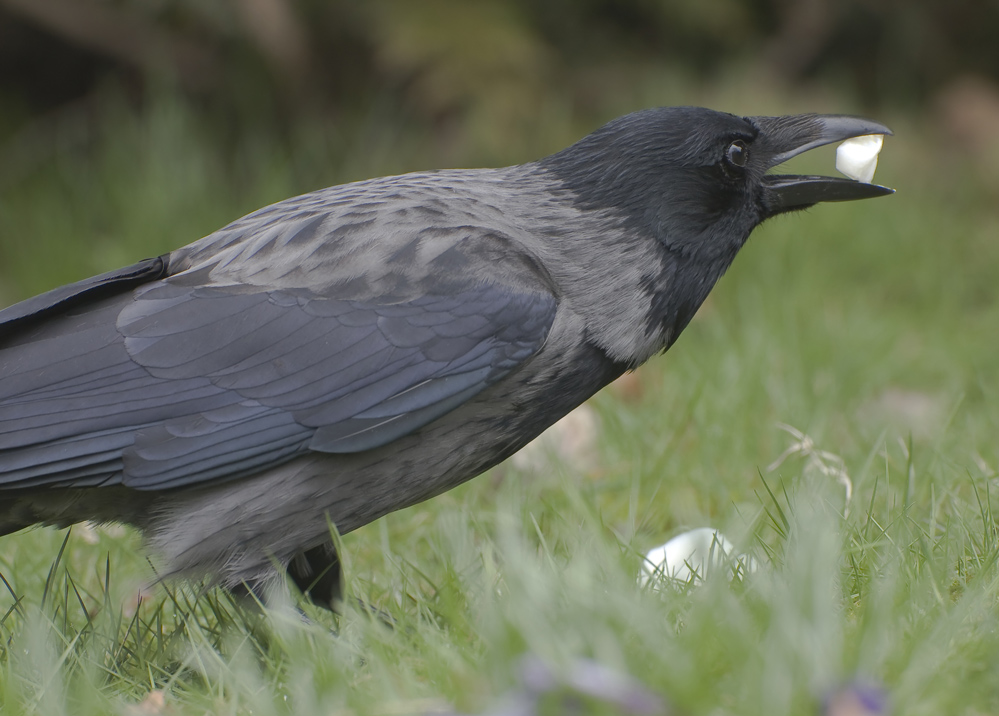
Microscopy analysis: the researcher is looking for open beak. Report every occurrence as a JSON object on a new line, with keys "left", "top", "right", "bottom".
{"left": 753, "top": 114, "right": 895, "bottom": 216}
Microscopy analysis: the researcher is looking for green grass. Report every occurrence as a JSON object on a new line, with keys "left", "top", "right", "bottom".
{"left": 2, "top": 91, "right": 999, "bottom": 715}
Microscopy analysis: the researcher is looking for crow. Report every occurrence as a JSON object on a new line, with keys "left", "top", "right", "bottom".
{"left": 0, "top": 107, "right": 893, "bottom": 608}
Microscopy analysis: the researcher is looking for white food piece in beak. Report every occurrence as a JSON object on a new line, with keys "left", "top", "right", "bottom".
{"left": 835, "top": 134, "right": 884, "bottom": 184}
{"left": 640, "top": 528, "right": 756, "bottom": 587}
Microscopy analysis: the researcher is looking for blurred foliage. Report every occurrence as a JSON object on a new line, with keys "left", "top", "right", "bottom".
{"left": 4, "top": 0, "right": 999, "bottom": 131}
{"left": 2, "top": 0, "right": 999, "bottom": 297}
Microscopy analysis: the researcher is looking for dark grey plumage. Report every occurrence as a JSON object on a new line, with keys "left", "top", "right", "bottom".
{"left": 0, "top": 107, "right": 892, "bottom": 607}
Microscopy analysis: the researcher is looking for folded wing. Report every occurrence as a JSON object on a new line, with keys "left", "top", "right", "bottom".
{"left": 0, "top": 268, "right": 556, "bottom": 491}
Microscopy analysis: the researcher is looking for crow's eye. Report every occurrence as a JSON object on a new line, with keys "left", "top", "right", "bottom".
{"left": 725, "top": 140, "right": 748, "bottom": 168}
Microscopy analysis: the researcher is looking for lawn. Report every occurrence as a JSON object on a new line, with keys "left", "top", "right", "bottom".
{"left": 1, "top": 89, "right": 998, "bottom": 715}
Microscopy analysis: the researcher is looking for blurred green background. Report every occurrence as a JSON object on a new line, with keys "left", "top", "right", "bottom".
{"left": 3, "top": 4, "right": 999, "bottom": 714}
{"left": 2, "top": 0, "right": 999, "bottom": 304}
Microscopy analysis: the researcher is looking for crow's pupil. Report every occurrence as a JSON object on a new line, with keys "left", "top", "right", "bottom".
{"left": 727, "top": 141, "right": 747, "bottom": 167}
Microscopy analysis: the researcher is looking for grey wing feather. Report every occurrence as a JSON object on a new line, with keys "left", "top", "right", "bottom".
{"left": 0, "top": 297, "right": 255, "bottom": 488}
{"left": 0, "top": 276, "right": 556, "bottom": 491}
{"left": 0, "top": 256, "right": 167, "bottom": 340}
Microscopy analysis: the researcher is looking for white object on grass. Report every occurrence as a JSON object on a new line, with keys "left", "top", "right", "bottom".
{"left": 835, "top": 134, "right": 884, "bottom": 184}
{"left": 640, "top": 527, "right": 755, "bottom": 586}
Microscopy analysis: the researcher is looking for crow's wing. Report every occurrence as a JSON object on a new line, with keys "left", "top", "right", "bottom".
{"left": 0, "top": 256, "right": 168, "bottom": 338}
{"left": 0, "top": 275, "right": 556, "bottom": 491}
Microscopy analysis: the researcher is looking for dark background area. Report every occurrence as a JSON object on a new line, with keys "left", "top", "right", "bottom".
{"left": 5, "top": 0, "right": 999, "bottom": 114}
{"left": 3, "top": 0, "right": 999, "bottom": 160}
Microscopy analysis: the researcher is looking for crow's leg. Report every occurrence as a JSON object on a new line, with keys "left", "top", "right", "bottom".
{"left": 224, "top": 545, "right": 340, "bottom": 612}
{"left": 227, "top": 578, "right": 272, "bottom": 608}
{"left": 230, "top": 545, "right": 393, "bottom": 627}
{"left": 290, "top": 544, "right": 396, "bottom": 627}
{"left": 287, "top": 543, "right": 342, "bottom": 611}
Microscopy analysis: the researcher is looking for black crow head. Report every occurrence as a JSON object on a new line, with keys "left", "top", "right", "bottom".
{"left": 540, "top": 106, "right": 893, "bottom": 264}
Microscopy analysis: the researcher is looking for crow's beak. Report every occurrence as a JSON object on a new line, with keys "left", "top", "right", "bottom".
{"left": 753, "top": 114, "right": 895, "bottom": 215}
